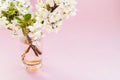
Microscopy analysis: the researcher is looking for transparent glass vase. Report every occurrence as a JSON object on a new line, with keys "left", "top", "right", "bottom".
{"left": 21, "top": 36, "right": 42, "bottom": 72}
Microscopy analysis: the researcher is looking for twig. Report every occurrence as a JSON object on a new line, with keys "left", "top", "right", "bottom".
{"left": 25, "top": 33, "right": 42, "bottom": 56}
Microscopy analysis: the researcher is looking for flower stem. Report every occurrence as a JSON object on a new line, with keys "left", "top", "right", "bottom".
{"left": 25, "top": 33, "right": 42, "bottom": 56}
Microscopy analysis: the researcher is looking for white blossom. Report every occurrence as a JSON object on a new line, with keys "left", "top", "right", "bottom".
{"left": 0, "top": 0, "right": 77, "bottom": 45}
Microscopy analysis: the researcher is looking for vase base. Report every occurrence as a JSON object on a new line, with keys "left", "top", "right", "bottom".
{"left": 23, "top": 57, "right": 42, "bottom": 72}
{"left": 25, "top": 63, "right": 42, "bottom": 72}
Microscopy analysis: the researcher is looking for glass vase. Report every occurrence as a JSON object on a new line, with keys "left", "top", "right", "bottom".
{"left": 21, "top": 36, "right": 42, "bottom": 72}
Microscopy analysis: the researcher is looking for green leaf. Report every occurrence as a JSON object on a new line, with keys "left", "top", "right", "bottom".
{"left": 24, "top": 14, "right": 31, "bottom": 21}
{"left": 8, "top": 10, "right": 16, "bottom": 16}
{"left": 2, "top": 11, "right": 7, "bottom": 16}
{"left": 28, "top": 18, "right": 36, "bottom": 25}
{"left": 9, "top": 2, "right": 14, "bottom": 10}
{"left": 15, "top": 16, "right": 22, "bottom": 21}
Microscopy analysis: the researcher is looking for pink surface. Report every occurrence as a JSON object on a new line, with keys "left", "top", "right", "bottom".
{"left": 0, "top": 0, "right": 120, "bottom": 80}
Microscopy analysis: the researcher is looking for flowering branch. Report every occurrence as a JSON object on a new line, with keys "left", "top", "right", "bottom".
{"left": 26, "top": 33, "right": 42, "bottom": 56}
{"left": 0, "top": 0, "right": 77, "bottom": 46}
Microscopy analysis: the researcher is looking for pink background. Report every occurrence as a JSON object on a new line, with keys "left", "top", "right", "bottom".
{"left": 0, "top": 0, "right": 120, "bottom": 80}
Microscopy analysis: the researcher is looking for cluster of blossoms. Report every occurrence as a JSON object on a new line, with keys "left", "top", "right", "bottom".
{"left": 0, "top": 0, "right": 77, "bottom": 45}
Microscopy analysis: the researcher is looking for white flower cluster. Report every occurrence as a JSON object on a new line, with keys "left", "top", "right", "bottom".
{"left": 0, "top": 0, "right": 77, "bottom": 45}
{"left": 0, "top": 0, "right": 32, "bottom": 35}
{"left": 36, "top": 0, "right": 77, "bottom": 32}
{"left": 27, "top": 22, "right": 43, "bottom": 45}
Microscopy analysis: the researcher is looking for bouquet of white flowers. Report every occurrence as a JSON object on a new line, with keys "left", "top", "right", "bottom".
{"left": 0, "top": 0, "right": 77, "bottom": 45}
{"left": 0, "top": 0, "right": 77, "bottom": 71}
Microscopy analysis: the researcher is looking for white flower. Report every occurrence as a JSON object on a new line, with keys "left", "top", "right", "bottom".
{"left": 36, "top": 8, "right": 49, "bottom": 20}
{"left": 11, "top": 20, "right": 18, "bottom": 25}
{"left": 13, "top": 28, "right": 23, "bottom": 36}
{"left": 28, "top": 26, "right": 35, "bottom": 32}
{"left": 49, "top": 12, "right": 62, "bottom": 22}
{"left": 33, "top": 31, "right": 43, "bottom": 40}
{"left": 28, "top": 22, "right": 43, "bottom": 33}
{"left": 0, "top": 0, "right": 77, "bottom": 45}
{"left": 28, "top": 30, "right": 43, "bottom": 45}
